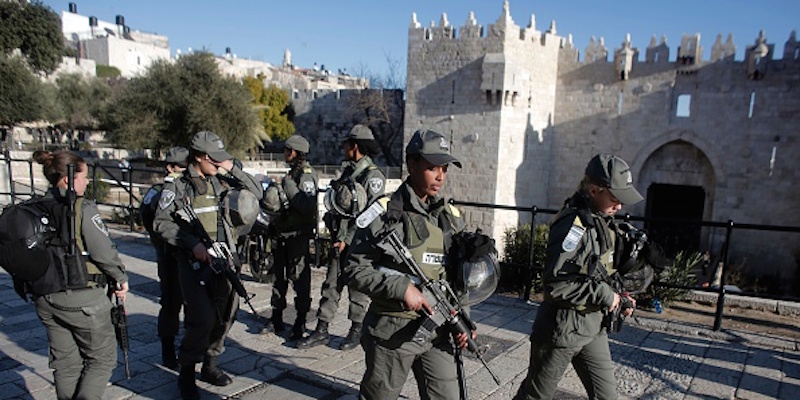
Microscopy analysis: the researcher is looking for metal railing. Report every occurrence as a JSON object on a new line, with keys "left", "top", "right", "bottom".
{"left": 4, "top": 151, "right": 799, "bottom": 332}
{"left": 451, "top": 199, "right": 800, "bottom": 332}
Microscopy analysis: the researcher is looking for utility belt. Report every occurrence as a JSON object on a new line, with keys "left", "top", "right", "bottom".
{"left": 544, "top": 294, "right": 603, "bottom": 314}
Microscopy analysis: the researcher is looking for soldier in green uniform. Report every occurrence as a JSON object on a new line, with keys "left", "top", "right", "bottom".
{"left": 298, "top": 124, "right": 385, "bottom": 351}
{"left": 260, "top": 135, "right": 319, "bottom": 340}
{"left": 31, "top": 150, "right": 129, "bottom": 400}
{"left": 153, "top": 131, "right": 262, "bottom": 399}
{"left": 515, "top": 154, "right": 642, "bottom": 400}
{"left": 140, "top": 146, "right": 188, "bottom": 369}
{"left": 344, "top": 129, "right": 477, "bottom": 400}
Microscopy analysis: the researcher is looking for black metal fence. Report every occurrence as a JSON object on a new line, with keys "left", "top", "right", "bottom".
{"left": 3, "top": 151, "right": 798, "bottom": 332}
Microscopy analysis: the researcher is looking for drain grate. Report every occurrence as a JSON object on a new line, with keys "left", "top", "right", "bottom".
{"left": 469, "top": 335, "right": 518, "bottom": 363}
{"left": 231, "top": 370, "right": 350, "bottom": 400}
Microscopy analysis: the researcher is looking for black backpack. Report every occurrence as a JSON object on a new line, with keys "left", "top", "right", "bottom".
{"left": 0, "top": 196, "right": 89, "bottom": 298}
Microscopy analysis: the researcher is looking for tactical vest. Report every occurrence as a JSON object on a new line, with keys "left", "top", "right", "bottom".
{"left": 192, "top": 179, "right": 219, "bottom": 239}
{"left": 372, "top": 215, "right": 447, "bottom": 319}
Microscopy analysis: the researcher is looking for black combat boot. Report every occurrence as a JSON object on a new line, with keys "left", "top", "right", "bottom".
{"left": 296, "top": 320, "right": 330, "bottom": 349}
{"left": 260, "top": 311, "right": 286, "bottom": 334}
{"left": 161, "top": 337, "right": 178, "bottom": 370}
{"left": 289, "top": 314, "right": 306, "bottom": 341}
{"left": 200, "top": 355, "right": 233, "bottom": 386}
{"left": 178, "top": 363, "right": 199, "bottom": 400}
{"left": 339, "top": 322, "right": 363, "bottom": 351}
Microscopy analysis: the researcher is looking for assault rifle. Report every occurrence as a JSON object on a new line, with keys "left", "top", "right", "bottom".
{"left": 378, "top": 230, "right": 501, "bottom": 388}
{"left": 109, "top": 283, "right": 130, "bottom": 379}
{"left": 175, "top": 205, "right": 261, "bottom": 323}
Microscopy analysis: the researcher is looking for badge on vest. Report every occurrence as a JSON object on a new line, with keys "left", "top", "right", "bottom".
{"left": 159, "top": 189, "right": 176, "bottom": 209}
{"left": 422, "top": 252, "right": 446, "bottom": 265}
{"left": 562, "top": 225, "right": 585, "bottom": 252}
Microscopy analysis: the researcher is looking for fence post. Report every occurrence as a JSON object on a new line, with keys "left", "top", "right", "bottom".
{"left": 92, "top": 163, "right": 98, "bottom": 200}
{"left": 27, "top": 159, "right": 35, "bottom": 197}
{"left": 712, "top": 220, "right": 735, "bottom": 331}
{"left": 523, "top": 205, "right": 538, "bottom": 301}
{"left": 6, "top": 150, "right": 16, "bottom": 204}
{"left": 128, "top": 168, "right": 134, "bottom": 232}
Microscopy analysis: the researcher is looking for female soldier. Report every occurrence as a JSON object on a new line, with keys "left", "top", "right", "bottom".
{"left": 344, "top": 129, "right": 475, "bottom": 400}
{"left": 153, "top": 131, "right": 262, "bottom": 399}
{"left": 32, "top": 150, "right": 128, "bottom": 400}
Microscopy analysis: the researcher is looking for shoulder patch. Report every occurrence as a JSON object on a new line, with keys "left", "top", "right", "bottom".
{"left": 91, "top": 214, "right": 109, "bottom": 236}
{"left": 142, "top": 186, "right": 161, "bottom": 206}
{"left": 302, "top": 180, "right": 316, "bottom": 195}
{"left": 303, "top": 166, "right": 312, "bottom": 174}
{"left": 562, "top": 223, "right": 585, "bottom": 252}
{"left": 368, "top": 177, "right": 384, "bottom": 194}
{"left": 159, "top": 189, "right": 176, "bottom": 209}
{"left": 357, "top": 200, "right": 387, "bottom": 228}
{"left": 446, "top": 203, "right": 461, "bottom": 218}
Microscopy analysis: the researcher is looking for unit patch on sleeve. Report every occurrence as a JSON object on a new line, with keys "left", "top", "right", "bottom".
{"left": 159, "top": 189, "right": 176, "bottom": 210}
{"left": 302, "top": 181, "right": 316, "bottom": 195}
{"left": 368, "top": 177, "right": 383, "bottom": 194}
{"left": 91, "top": 214, "right": 109, "bottom": 236}
{"left": 562, "top": 225, "right": 585, "bottom": 252}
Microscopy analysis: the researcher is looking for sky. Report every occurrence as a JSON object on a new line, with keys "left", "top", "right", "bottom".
{"left": 42, "top": 0, "right": 800, "bottom": 82}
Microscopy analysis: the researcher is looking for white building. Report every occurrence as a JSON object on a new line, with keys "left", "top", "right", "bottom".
{"left": 60, "top": 4, "right": 170, "bottom": 78}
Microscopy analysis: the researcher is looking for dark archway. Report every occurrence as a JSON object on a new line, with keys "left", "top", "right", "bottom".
{"left": 645, "top": 183, "right": 705, "bottom": 256}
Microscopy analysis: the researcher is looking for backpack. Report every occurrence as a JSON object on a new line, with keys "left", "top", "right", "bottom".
{"left": 0, "top": 196, "right": 90, "bottom": 299}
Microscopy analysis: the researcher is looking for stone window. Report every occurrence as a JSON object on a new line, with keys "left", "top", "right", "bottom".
{"left": 748, "top": 91, "right": 756, "bottom": 119}
{"left": 486, "top": 90, "right": 492, "bottom": 105}
{"left": 676, "top": 94, "right": 691, "bottom": 117}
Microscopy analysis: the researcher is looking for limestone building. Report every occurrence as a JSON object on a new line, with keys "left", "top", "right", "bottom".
{"left": 404, "top": 1, "right": 800, "bottom": 289}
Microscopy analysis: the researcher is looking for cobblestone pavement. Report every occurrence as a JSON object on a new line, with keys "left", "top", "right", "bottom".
{"left": 1, "top": 230, "right": 799, "bottom": 399}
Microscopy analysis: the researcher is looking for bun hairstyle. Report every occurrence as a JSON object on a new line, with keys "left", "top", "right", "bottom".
{"left": 33, "top": 150, "right": 86, "bottom": 186}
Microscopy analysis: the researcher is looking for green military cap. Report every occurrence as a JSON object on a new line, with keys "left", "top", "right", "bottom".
{"left": 585, "top": 154, "right": 643, "bottom": 205}
{"left": 284, "top": 135, "right": 310, "bottom": 153}
{"left": 346, "top": 124, "right": 375, "bottom": 141}
{"left": 164, "top": 146, "right": 189, "bottom": 168}
{"left": 405, "top": 129, "right": 461, "bottom": 168}
{"left": 191, "top": 131, "right": 233, "bottom": 162}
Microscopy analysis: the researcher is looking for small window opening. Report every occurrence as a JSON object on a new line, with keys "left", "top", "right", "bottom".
{"left": 617, "top": 91, "right": 624, "bottom": 116}
{"left": 676, "top": 94, "right": 691, "bottom": 117}
{"left": 748, "top": 91, "right": 756, "bottom": 119}
{"left": 451, "top": 80, "right": 456, "bottom": 104}
{"left": 485, "top": 90, "right": 492, "bottom": 105}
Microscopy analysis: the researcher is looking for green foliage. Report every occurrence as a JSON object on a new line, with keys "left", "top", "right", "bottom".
{"left": 0, "top": 1, "right": 66, "bottom": 74}
{"left": 243, "top": 76, "right": 295, "bottom": 142}
{"left": 0, "top": 54, "right": 47, "bottom": 125}
{"left": 56, "top": 74, "right": 111, "bottom": 129}
{"left": 639, "top": 251, "right": 700, "bottom": 307}
{"left": 96, "top": 65, "right": 121, "bottom": 78}
{"left": 86, "top": 180, "right": 110, "bottom": 203}
{"left": 101, "top": 52, "right": 264, "bottom": 155}
{"left": 501, "top": 223, "right": 549, "bottom": 293}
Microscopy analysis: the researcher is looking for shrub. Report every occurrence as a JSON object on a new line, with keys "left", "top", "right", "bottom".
{"left": 639, "top": 250, "right": 700, "bottom": 307}
{"left": 500, "top": 223, "right": 549, "bottom": 295}
{"left": 85, "top": 180, "right": 109, "bottom": 203}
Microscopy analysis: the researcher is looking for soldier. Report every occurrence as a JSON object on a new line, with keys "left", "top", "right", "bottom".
{"left": 140, "top": 146, "right": 188, "bottom": 369}
{"left": 515, "top": 154, "right": 642, "bottom": 400}
{"left": 153, "top": 131, "right": 262, "bottom": 399}
{"left": 260, "top": 135, "right": 319, "bottom": 341}
{"left": 298, "top": 124, "right": 385, "bottom": 351}
{"left": 30, "top": 150, "right": 128, "bottom": 400}
{"left": 344, "top": 129, "right": 477, "bottom": 399}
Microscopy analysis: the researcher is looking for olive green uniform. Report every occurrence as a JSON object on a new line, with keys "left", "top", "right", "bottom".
{"left": 515, "top": 192, "right": 622, "bottom": 400}
{"left": 34, "top": 189, "right": 128, "bottom": 400}
{"left": 344, "top": 180, "right": 466, "bottom": 400}
{"left": 271, "top": 161, "right": 318, "bottom": 324}
{"left": 316, "top": 156, "right": 384, "bottom": 325}
{"left": 153, "top": 164, "right": 262, "bottom": 366}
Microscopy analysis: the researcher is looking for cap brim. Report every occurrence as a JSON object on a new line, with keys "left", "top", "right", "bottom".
{"left": 609, "top": 187, "right": 643, "bottom": 205}
{"left": 421, "top": 153, "right": 462, "bottom": 168}
{"left": 208, "top": 150, "right": 234, "bottom": 162}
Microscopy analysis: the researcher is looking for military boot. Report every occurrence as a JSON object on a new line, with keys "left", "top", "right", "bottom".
{"left": 161, "top": 337, "right": 178, "bottom": 370}
{"left": 260, "top": 311, "right": 286, "bottom": 334}
{"left": 178, "top": 364, "right": 199, "bottom": 400}
{"left": 339, "top": 322, "right": 363, "bottom": 351}
{"left": 296, "top": 320, "right": 330, "bottom": 349}
{"left": 290, "top": 314, "right": 307, "bottom": 341}
{"left": 200, "top": 355, "right": 233, "bottom": 386}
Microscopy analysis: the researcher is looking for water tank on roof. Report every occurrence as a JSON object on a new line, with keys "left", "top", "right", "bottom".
{"left": 115, "top": 15, "right": 125, "bottom": 26}
{"left": 89, "top": 16, "right": 97, "bottom": 27}
{"left": 68, "top": 2, "right": 77, "bottom": 13}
